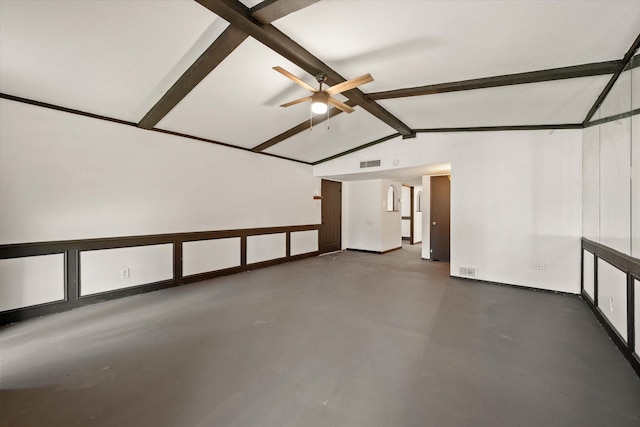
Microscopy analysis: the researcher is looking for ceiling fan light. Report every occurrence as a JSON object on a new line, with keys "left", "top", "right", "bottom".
{"left": 311, "top": 101, "right": 328, "bottom": 114}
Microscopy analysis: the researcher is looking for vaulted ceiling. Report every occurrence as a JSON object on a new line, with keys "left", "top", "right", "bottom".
{"left": 1, "top": 0, "right": 639, "bottom": 165}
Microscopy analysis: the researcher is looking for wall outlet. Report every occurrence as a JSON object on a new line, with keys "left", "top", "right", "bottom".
{"left": 532, "top": 261, "right": 546, "bottom": 270}
{"left": 120, "top": 268, "right": 130, "bottom": 279}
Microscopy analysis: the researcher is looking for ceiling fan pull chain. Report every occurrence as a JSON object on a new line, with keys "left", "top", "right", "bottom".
{"left": 310, "top": 108, "right": 313, "bottom": 131}
{"left": 327, "top": 109, "right": 330, "bottom": 130}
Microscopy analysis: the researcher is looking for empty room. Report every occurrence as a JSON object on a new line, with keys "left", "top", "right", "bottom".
{"left": 1, "top": 0, "right": 640, "bottom": 426}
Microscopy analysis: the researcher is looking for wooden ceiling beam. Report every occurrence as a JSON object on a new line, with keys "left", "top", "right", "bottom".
{"left": 195, "top": 0, "right": 415, "bottom": 138}
{"left": 583, "top": 33, "right": 640, "bottom": 126}
{"left": 251, "top": 0, "right": 320, "bottom": 24}
{"left": 368, "top": 60, "right": 621, "bottom": 101}
{"left": 138, "top": 0, "right": 319, "bottom": 130}
{"left": 251, "top": 100, "right": 355, "bottom": 152}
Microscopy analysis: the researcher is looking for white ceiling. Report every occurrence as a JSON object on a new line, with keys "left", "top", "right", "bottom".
{"left": 1, "top": 0, "right": 639, "bottom": 165}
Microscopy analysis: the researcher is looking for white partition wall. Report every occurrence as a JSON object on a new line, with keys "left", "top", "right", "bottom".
{"left": 183, "top": 238, "right": 241, "bottom": 276}
{"left": 0, "top": 97, "right": 321, "bottom": 321}
{"left": 583, "top": 250, "right": 595, "bottom": 300}
{"left": 0, "top": 254, "right": 65, "bottom": 311}
{"left": 582, "top": 64, "right": 637, "bottom": 257}
{"left": 247, "top": 233, "right": 286, "bottom": 264}
{"left": 290, "top": 230, "right": 318, "bottom": 256}
{"left": 597, "top": 259, "right": 628, "bottom": 341}
{"left": 80, "top": 245, "right": 173, "bottom": 296}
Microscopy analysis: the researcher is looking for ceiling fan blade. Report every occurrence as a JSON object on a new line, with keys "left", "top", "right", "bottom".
{"left": 273, "top": 66, "right": 316, "bottom": 92}
{"left": 327, "top": 97, "right": 355, "bottom": 114}
{"left": 279, "top": 96, "right": 312, "bottom": 108}
{"left": 325, "top": 73, "right": 373, "bottom": 95}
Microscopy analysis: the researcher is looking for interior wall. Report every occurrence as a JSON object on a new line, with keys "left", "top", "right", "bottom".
{"left": 583, "top": 62, "right": 639, "bottom": 257}
{"left": 380, "top": 179, "right": 402, "bottom": 252}
{"left": 342, "top": 179, "right": 401, "bottom": 252}
{"left": 316, "top": 129, "right": 583, "bottom": 293}
{"left": 581, "top": 57, "right": 639, "bottom": 355}
{"left": 413, "top": 185, "right": 423, "bottom": 244}
{"left": 0, "top": 99, "right": 321, "bottom": 244}
{"left": 401, "top": 185, "right": 411, "bottom": 238}
{"left": 0, "top": 99, "right": 321, "bottom": 312}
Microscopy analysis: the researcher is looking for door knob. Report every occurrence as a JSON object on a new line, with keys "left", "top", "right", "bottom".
{"left": 432, "top": 222, "right": 436, "bottom": 226}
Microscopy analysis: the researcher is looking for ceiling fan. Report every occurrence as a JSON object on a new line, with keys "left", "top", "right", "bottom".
{"left": 273, "top": 66, "right": 373, "bottom": 115}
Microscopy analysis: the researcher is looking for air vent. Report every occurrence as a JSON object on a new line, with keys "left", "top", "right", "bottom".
{"left": 459, "top": 267, "right": 477, "bottom": 278}
{"left": 360, "top": 160, "right": 381, "bottom": 168}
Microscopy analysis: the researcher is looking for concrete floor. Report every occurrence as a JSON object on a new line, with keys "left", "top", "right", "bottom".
{"left": 1, "top": 244, "right": 639, "bottom": 427}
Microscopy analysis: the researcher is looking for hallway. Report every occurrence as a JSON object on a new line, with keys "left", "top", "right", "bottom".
{"left": 1, "top": 246, "right": 639, "bottom": 426}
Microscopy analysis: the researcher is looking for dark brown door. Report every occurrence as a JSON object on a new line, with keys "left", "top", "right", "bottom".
{"left": 430, "top": 175, "right": 450, "bottom": 262}
{"left": 320, "top": 179, "right": 342, "bottom": 253}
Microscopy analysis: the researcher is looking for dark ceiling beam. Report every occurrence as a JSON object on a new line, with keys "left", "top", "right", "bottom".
{"left": 311, "top": 133, "right": 401, "bottom": 165}
{"left": 138, "top": 26, "right": 247, "bottom": 129}
{"left": 138, "top": 0, "right": 319, "bottom": 130}
{"left": 368, "top": 61, "right": 621, "bottom": 101}
{"left": 251, "top": 0, "right": 320, "bottom": 24}
{"left": 252, "top": 100, "right": 355, "bottom": 152}
{"left": 312, "top": 123, "right": 585, "bottom": 165}
{"left": 583, "top": 33, "right": 640, "bottom": 126}
{"left": 195, "top": 0, "right": 415, "bottom": 138}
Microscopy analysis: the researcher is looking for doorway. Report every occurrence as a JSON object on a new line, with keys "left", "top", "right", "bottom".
{"left": 320, "top": 179, "right": 342, "bottom": 253}
{"left": 430, "top": 175, "right": 450, "bottom": 262}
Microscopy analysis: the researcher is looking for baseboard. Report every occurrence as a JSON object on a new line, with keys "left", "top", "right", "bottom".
{"left": 347, "top": 246, "right": 402, "bottom": 255}
{"left": 582, "top": 289, "right": 640, "bottom": 377}
{"left": 451, "top": 275, "right": 580, "bottom": 297}
{"left": 0, "top": 225, "right": 321, "bottom": 326}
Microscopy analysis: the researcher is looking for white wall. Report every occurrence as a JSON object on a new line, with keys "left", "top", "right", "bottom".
{"left": 413, "top": 185, "right": 423, "bottom": 244}
{"left": 597, "top": 259, "right": 628, "bottom": 341}
{"left": 582, "top": 66, "right": 638, "bottom": 258}
{"left": 380, "top": 179, "right": 402, "bottom": 252}
{"left": 0, "top": 99, "right": 321, "bottom": 310}
{"left": 342, "top": 179, "right": 401, "bottom": 252}
{"left": 401, "top": 186, "right": 411, "bottom": 238}
{"left": 317, "top": 129, "right": 583, "bottom": 293}
{"left": 80, "top": 244, "right": 173, "bottom": 296}
{"left": 0, "top": 99, "right": 321, "bottom": 245}
{"left": 183, "top": 238, "right": 241, "bottom": 276}
{"left": 0, "top": 254, "right": 65, "bottom": 311}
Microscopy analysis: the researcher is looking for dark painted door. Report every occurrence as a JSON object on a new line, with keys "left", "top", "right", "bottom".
{"left": 320, "top": 179, "right": 342, "bottom": 253}
{"left": 430, "top": 176, "right": 450, "bottom": 262}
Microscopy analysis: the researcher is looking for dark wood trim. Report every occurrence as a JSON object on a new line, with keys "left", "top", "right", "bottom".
{"left": 311, "top": 124, "right": 583, "bottom": 165}
{"left": 195, "top": 0, "right": 414, "bottom": 138}
{"left": 582, "top": 288, "right": 640, "bottom": 377}
{"left": 139, "top": 0, "right": 320, "bottom": 129}
{"left": 414, "top": 124, "right": 583, "bottom": 133}
{"left": 452, "top": 275, "right": 580, "bottom": 297}
{"left": 138, "top": 26, "right": 249, "bottom": 129}
{"left": 0, "top": 93, "right": 137, "bottom": 127}
{"left": 347, "top": 246, "right": 402, "bottom": 254}
{"left": 401, "top": 216, "right": 411, "bottom": 220}
{"left": 582, "top": 238, "right": 640, "bottom": 279}
{"left": 583, "top": 33, "right": 640, "bottom": 126}
{"left": 584, "top": 108, "right": 640, "bottom": 128}
{"left": 250, "top": 0, "right": 320, "bottom": 24}
{"left": 581, "top": 246, "right": 585, "bottom": 294}
{"left": 251, "top": 101, "right": 355, "bottom": 152}
{"left": 410, "top": 186, "right": 415, "bottom": 245}
{"left": 628, "top": 274, "right": 635, "bottom": 352}
{"left": 65, "top": 250, "right": 79, "bottom": 302}
{"left": 151, "top": 128, "right": 312, "bottom": 165}
{"left": 311, "top": 133, "right": 401, "bottom": 165}
{"left": 173, "top": 240, "right": 183, "bottom": 283}
{"left": 623, "top": 54, "right": 640, "bottom": 71}
{"left": 581, "top": 238, "right": 640, "bottom": 377}
{"left": 0, "top": 224, "right": 320, "bottom": 325}
{"left": 368, "top": 61, "right": 620, "bottom": 100}
{"left": 0, "top": 93, "right": 311, "bottom": 166}
{"left": 286, "top": 232, "right": 291, "bottom": 257}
